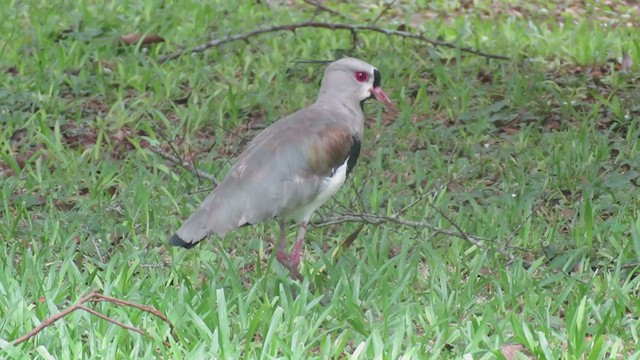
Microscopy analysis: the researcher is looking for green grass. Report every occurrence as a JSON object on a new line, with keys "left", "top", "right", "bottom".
{"left": 1, "top": 0, "right": 640, "bottom": 358}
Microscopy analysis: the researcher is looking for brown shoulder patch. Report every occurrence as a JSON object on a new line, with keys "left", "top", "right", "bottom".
{"left": 307, "top": 127, "right": 354, "bottom": 176}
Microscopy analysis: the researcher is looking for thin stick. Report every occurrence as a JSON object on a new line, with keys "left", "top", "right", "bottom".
{"left": 426, "top": 203, "right": 478, "bottom": 248}
{"left": 396, "top": 167, "right": 475, "bottom": 215}
{"left": 79, "top": 305, "right": 146, "bottom": 337}
{"left": 91, "top": 293, "right": 175, "bottom": 334}
{"left": 371, "top": 0, "right": 397, "bottom": 26}
{"left": 12, "top": 290, "right": 100, "bottom": 346}
{"left": 313, "top": 213, "right": 488, "bottom": 248}
{"left": 12, "top": 290, "right": 176, "bottom": 346}
{"left": 150, "top": 145, "right": 219, "bottom": 186}
{"left": 503, "top": 193, "right": 547, "bottom": 248}
{"left": 154, "top": 130, "right": 211, "bottom": 189}
{"left": 302, "top": 0, "right": 355, "bottom": 21}
{"left": 158, "top": 22, "right": 510, "bottom": 63}
{"left": 91, "top": 238, "right": 105, "bottom": 263}
{"left": 500, "top": 194, "right": 547, "bottom": 263}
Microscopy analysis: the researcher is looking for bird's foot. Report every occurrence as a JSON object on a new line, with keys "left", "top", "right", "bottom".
{"left": 289, "top": 238, "right": 304, "bottom": 268}
{"left": 275, "top": 248, "right": 290, "bottom": 265}
{"left": 275, "top": 249, "right": 304, "bottom": 281}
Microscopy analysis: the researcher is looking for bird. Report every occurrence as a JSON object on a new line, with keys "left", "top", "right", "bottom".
{"left": 169, "top": 57, "right": 394, "bottom": 280}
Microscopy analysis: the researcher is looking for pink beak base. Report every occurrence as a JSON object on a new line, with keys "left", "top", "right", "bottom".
{"left": 371, "top": 87, "right": 396, "bottom": 110}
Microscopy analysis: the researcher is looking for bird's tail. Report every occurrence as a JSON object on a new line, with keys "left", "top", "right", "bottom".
{"left": 168, "top": 193, "right": 240, "bottom": 248}
{"left": 169, "top": 233, "right": 200, "bottom": 249}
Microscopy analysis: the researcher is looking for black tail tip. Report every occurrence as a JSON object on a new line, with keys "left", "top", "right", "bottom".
{"left": 169, "top": 233, "right": 198, "bottom": 249}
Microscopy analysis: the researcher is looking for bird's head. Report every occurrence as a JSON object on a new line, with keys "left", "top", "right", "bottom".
{"left": 318, "top": 57, "right": 395, "bottom": 110}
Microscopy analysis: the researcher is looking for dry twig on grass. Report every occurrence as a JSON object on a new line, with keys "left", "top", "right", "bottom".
{"left": 302, "top": 0, "right": 356, "bottom": 22}
{"left": 150, "top": 145, "right": 220, "bottom": 185}
{"left": 158, "top": 22, "right": 510, "bottom": 63}
{"left": 313, "top": 212, "right": 489, "bottom": 248}
{"left": 12, "top": 290, "right": 177, "bottom": 347}
{"left": 371, "top": 0, "right": 397, "bottom": 26}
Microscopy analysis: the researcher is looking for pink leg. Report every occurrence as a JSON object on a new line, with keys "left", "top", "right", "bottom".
{"left": 289, "top": 222, "right": 307, "bottom": 269}
{"left": 274, "top": 220, "right": 303, "bottom": 280}
{"left": 275, "top": 220, "right": 289, "bottom": 265}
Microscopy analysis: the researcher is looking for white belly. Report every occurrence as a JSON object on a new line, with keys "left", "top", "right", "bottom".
{"left": 286, "top": 158, "right": 349, "bottom": 223}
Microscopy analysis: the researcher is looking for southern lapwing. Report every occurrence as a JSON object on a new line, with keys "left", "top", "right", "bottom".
{"left": 169, "top": 57, "right": 394, "bottom": 280}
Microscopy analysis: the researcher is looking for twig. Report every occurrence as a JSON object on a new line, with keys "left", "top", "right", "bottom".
{"left": 313, "top": 212, "right": 488, "bottom": 248}
{"left": 91, "top": 293, "right": 175, "bottom": 334}
{"left": 301, "top": 0, "right": 355, "bottom": 22}
{"left": 158, "top": 21, "right": 510, "bottom": 63}
{"left": 500, "top": 193, "right": 548, "bottom": 264}
{"left": 154, "top": 130, "right": 219, "bottom": 190}
{"left": 426, "top": 203, "right": 478, "bottom": 248}
{"left": 621, "top": 262, "right": 640, "bottom": 270}
{"left": 348, "top": 167, "right": 377, "bottom": 210}
{"left": 503, "top": 193, "right": 547, "bottom": 249}
{"left": 371, "top": 0, "right": 397, "bottom": 26}
{"left": 12, "top": 290, "right": 176, "bottom": 346}
{"left": 79, "top": 305, "right": 146, "bottom": 337}
{"left": 150, "top": 145, "right": 219, "bottom": 186}
{"left": 12, "top": 291, "right": 98, "bottom": 346}
{"left": 397, "top": 167, "right": 474, "bottom": 215}
{"left": 91, "top": 238, "right": 105, "bottom": 263}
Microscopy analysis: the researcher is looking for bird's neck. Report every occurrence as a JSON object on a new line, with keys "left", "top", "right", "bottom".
{"left": 315, "top": 92, "right": 364, "bottom": 115}
{"left": 313, "top": 95, "right": 365, "bottom": 135}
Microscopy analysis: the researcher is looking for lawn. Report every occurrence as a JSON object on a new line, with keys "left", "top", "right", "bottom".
{"left": 1, "top": 0, "right": 640, "bottom": 358}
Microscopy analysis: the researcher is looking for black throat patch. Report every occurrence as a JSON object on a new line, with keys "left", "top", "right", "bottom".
{"left": 373, "top": 69, "right": 381, "bottom": 88}
{"left": 346, "top": 135, "right": 361, "bottom": 177}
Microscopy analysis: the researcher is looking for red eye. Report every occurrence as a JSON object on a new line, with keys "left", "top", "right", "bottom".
{"left": 355, "top": 71, "right": 369, "bottom": 82}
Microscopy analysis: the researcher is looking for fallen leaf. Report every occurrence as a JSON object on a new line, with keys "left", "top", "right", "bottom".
{"left": 10, "top": 128, "right": 28, "bottom": 144}
{"left": 561, "top": 208, "right": 575, "bottom": 219}
{"left": 447, "top": 181, "right": 465, "bottom": 192}
{"left": 120, "top": 33, "right": 165, "bottom": 46}
{"left": 55, "top": 199, "right": 76, "bottom": 211}
{"left": 501, "top": 126, "right": 520, "bottom": 135}
{"left": 5, "top": 66, "right": 18, "bottom": 75}
{"left": 501, "top": 344, "right": 534, "bottom": 359}
{"left": 477, "top": 69, "right": 494, "bottom": 83}
{"left": 172, "top": 92, "right": 191, "bottom": 106}
{"left": 98, "top": 59, "right": 117, "bottom": 73}
{"left": 341, "top": 225, "right": 365, "bottom": 251}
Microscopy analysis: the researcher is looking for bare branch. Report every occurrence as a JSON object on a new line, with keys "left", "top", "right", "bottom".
{"left": 313, "top": 212, "right": 488, "bottom": 248}
{"left": 501, "top": 192, "right": 548, "bottom": 263}
{"left": 12, "top": 290, "right": 99, "bottom": 346}
{"left": 91, "top": 237, "right": 105, "bottom": 263}
{"left": 79, "top": 305, "right": 146, "bottom": 337}
{"left": 371, "top": 0, "right": 397, "bottom": 26}
{"left": 503, "top": 193, "right": 547, "bottom": 249}
{"left": 159, "top": 22, "right": 510, "bottom": 63}
{"left": 426, "top": 203, "right": 478, "bottom": 249}
{"left": 150, "top": 145, "right": 219, "bottom": 186}
{"left": 301, "top": 0, "right": 355, "bottom": 22}
{"left": 397, "top": 167, "right": 475, "bottom": 215}
{"left": 91, "top": 293, "right": 176, "bottom": 337}
{"left": 12, "top": 290, "right": 176, "bottom": 347}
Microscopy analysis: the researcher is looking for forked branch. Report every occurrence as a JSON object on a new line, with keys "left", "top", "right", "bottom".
{"left": 12, "top": 290, "right": 177, "bottom": 347}
{"left": 159, "top": 21, "right": 510, "bottom": 63}
{"left": 150, "top": 145, "right": 220, "bottom": 185}
{"left": 314, "top": 212, "right": 488, "bottom": 248}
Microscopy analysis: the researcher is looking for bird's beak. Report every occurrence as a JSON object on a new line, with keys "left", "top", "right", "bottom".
{"left": 371, "top": 87, "right": 396, "bottom": 110}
